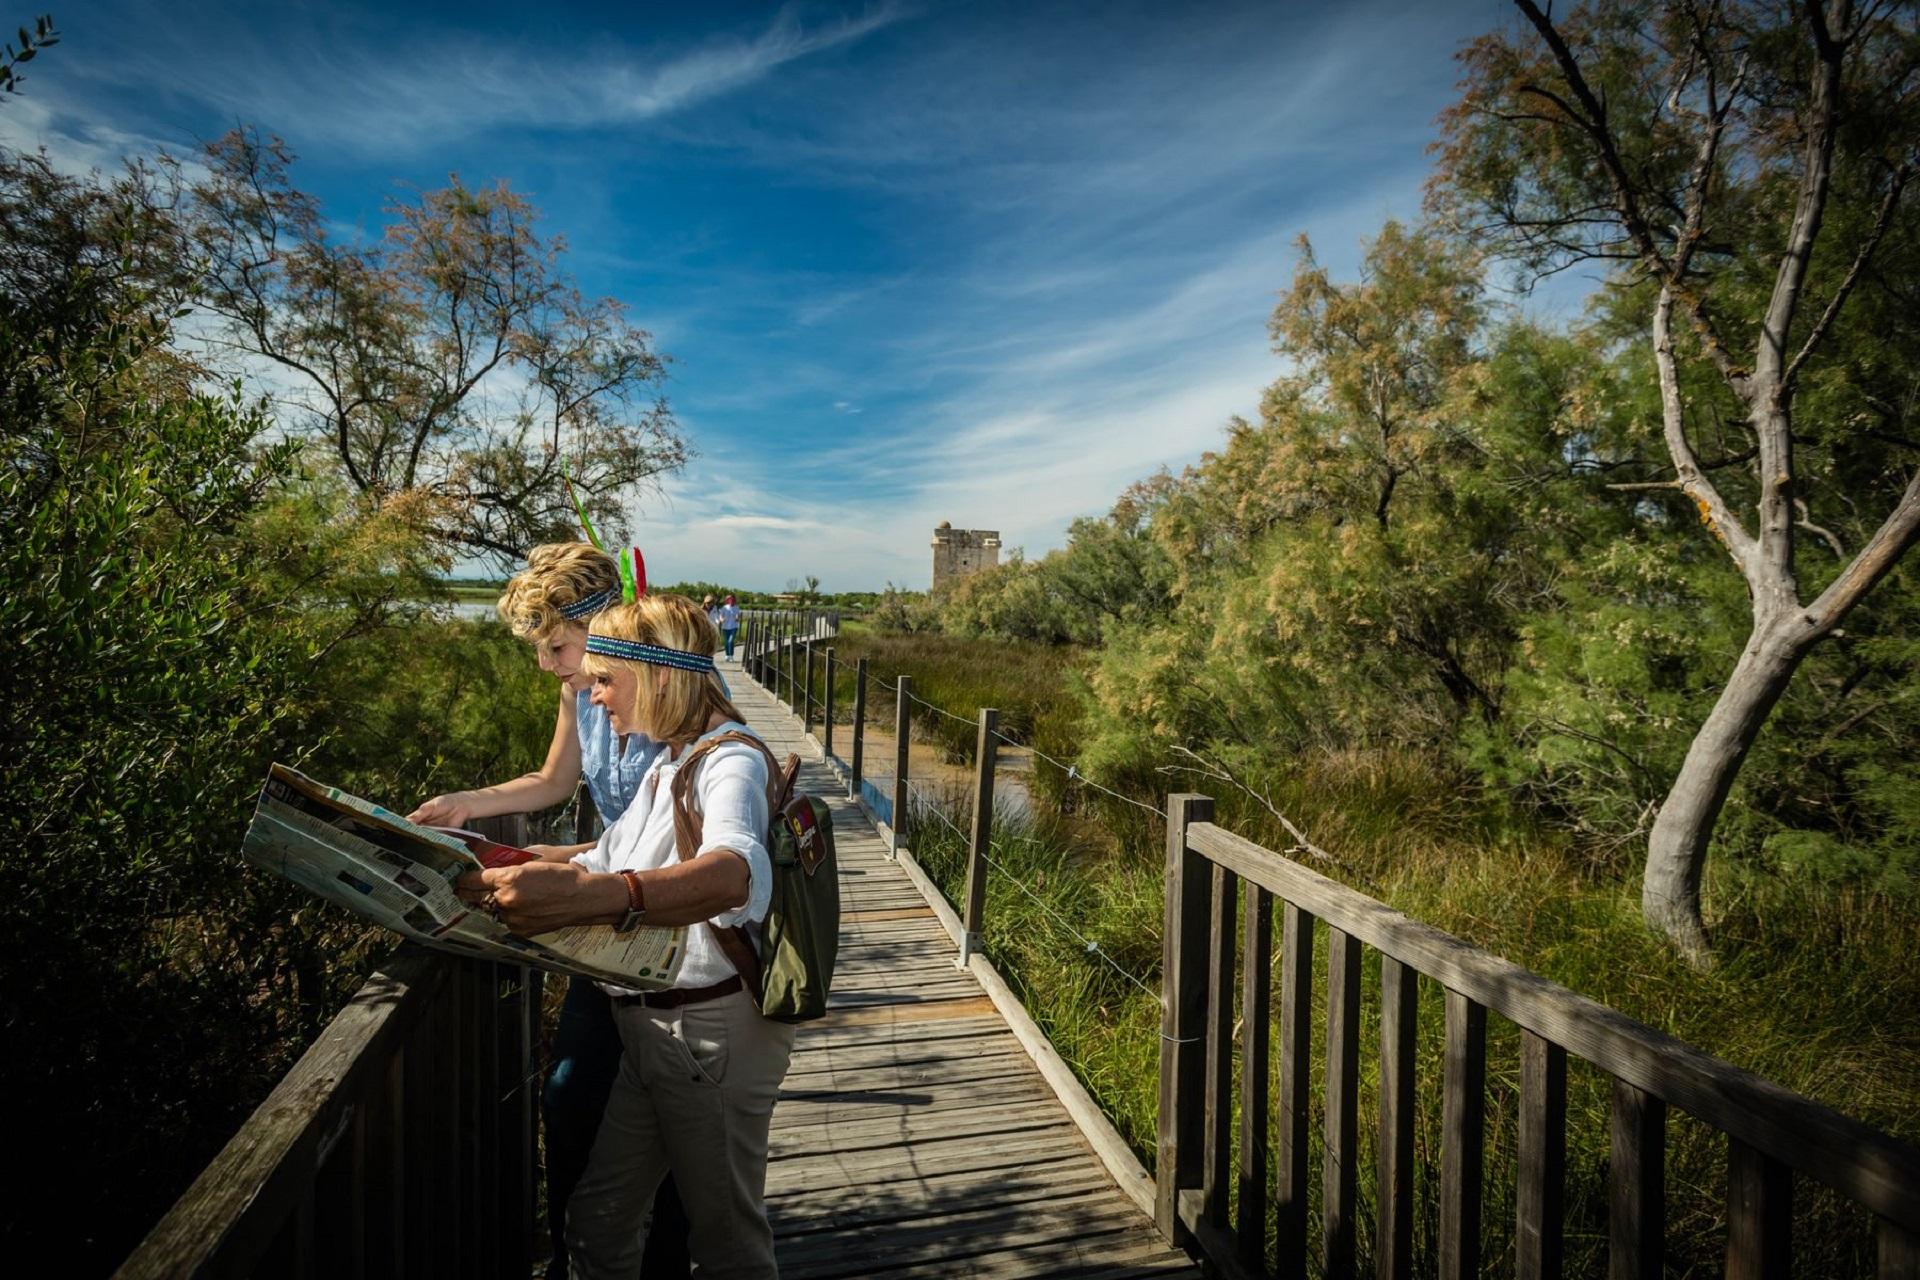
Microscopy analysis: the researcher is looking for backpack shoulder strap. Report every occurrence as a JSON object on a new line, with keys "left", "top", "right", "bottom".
{"left": 664, "top": 729, "right": 798, "bottom": 1005}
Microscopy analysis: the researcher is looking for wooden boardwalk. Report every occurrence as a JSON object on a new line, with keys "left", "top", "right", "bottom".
{"left": 720, "top": 653, "right": 1201, "bottom": 1280}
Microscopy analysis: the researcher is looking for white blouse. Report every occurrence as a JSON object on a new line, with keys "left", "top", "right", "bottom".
{"left": 573, "top": 721, "right": 772, "bottom": 992}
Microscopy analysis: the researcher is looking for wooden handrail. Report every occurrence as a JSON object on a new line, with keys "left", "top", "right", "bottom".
{"left": 1158, "top": 797, "right": 1920, "bottom": 1279}
{"left": 118, "top": 947, "right": 428, "bottom": 1276}
{"left": 1184, "top": 818, "right": 1920, "bottom": 1228}
{"left": 118, "top": 799, "right": 551, "bottom": 1280}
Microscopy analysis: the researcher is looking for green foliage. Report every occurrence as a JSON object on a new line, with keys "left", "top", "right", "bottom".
{"left": 184, "top": 127, "right": 687, "bottom": 570}
{"left": 0, "top": 145, "right": 570, "bottom": 1270}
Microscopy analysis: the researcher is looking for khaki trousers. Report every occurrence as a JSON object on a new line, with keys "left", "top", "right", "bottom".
{"left": 565, "top": 990, "right": 796, "bottom": 1279}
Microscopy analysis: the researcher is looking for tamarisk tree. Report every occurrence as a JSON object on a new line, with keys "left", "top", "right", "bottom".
{"left": 184, "top": 128, "right": 687, "bottom": 567}
{"left": 1435, "top": 0, "right": 1920, "bottom": 958}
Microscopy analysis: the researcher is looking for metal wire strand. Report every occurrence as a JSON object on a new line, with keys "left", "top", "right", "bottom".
{"left": 901, "top": 778, "right": 1162, "bottom": 1003}
{"left": 906, "top": 690, "right": 977, "bottom": 728}
{"left": 993, "top": 728, "right": 1167, "bottom": 821}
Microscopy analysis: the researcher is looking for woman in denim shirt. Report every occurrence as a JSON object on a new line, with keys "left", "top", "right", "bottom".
{"left": 409, "top": 541, "right": 688, "bottom": 1279}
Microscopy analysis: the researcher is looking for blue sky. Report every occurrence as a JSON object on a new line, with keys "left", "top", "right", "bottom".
{"left": 4, "top": 0, "right": 1525, "bottom": 590}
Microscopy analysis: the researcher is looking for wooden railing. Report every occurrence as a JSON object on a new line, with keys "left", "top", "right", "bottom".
{"left": 1157, "top": 793, "right": 1920, "bottom": 1280}
{"left": 117, "top": 819, "right": 545, "bottom": 1280}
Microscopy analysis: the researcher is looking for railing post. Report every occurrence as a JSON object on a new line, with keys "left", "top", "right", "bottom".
{"left": 1610, "top": 1081, "right": 1666, "bottom": 1280}
{"left": 1156, "top": 792, "right": 1214, "bottom": 1244}
{"left": 788, "top": 623, "right": 800, "bottom": 712}
{"left": 849, "top": 658, "right": 868, "bottom": 799}
{"left": 803, "top": 640, "right": 816, "bottom": 735}
{"left": 823, "top": 648, "right": 837, "bottom": 759}
{"left": 781, "top": 618, "right": 793, "bottom": 709}
{"left": 891, "top": 675, "right": 912, "bottom": 857}
{"left": 958, "top": 707, "right": 997, "bottom": 967}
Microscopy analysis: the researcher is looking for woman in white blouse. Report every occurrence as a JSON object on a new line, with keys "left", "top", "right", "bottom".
{"left": 460, "top": 593, "right": 793, "bottom": 1280}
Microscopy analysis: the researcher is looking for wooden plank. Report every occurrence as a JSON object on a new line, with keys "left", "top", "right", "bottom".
{"left": 768, "top": 1143, "right": 1098, "bottom": 1205}
{"left": 1274, "top": 901, "right": 1314, "bottom": 1280}
{"left": 784, "top": 1042, "right": 1029, "bottom": 1080}
{"left": 313, "top": 1097, "right": 366, "bottom": 1280}
{"left": 462, "top": 962, "right": 490, "bottom": 1278}
{"left": 803, "top": 639, "right": 815, "bottom": 732}
{"left": 769, "top": 1101, "right": 1073, "bottom": 1157}
{"left": 1883, "top": 1220, "right": 1920, "bottom": 1280}
{"left": 893, "top": 675, "right": 912, "bottom": 855}
{"left": 1518, "top": 1028, "right": 1567, "bottom": 1280}
{"left": 781, "top": 1050, "right": 1039, "bottom": 1094}
{"left": 1203, "top": 862, "right": 1237, "bottom": 1228}
{"left": 1176, "top": 1189, "right": 1270, "bottom": 1280}
{"left": 255, "top": 1187, "right": 316, "bottom": 1280}
{"left": 112, "top": 949, "right": 446, "bottom": 1280}
{"left": 782, "top": 1222, "right": 1180, "bottom": 1280}
{"left": 363, "top": 1051, "right": 405, "bottom": 1280}
{"left": 1323, "top": 926, "right": 1360, "bottom": 1279}
{"left": 1440, "top": 989, "right": 1486, "bottom": 1280}
{"left": 777, "top": 1071, "right": 1057, "bottom": 1116}
{"left": 840, "top": 906, "right": 937, "bottom": 924}
{"left": 1377, "top": 955, "right": 1417, "bottom": 1280}
{"left": 775, "top": 1186, "right": 1148, "bottom": 1270}
{"left": 1188, "top": 820, "right": 1920, "bottom": 1228}
{"left": 1727, "top": 1136, "right": 1791, "bottom": 1280}
{"left": 416, "top": 979, "right": 452, "bottom": 1280}
{"left": 783, "top": 1016, "right": 1011, "bottom": 1056}
{"left": 771, "top": 1165, "right": 1123, "bottom": 1235}
{"left": 850, "top": 657, "right": 867, "bottom": 795}
{"left": 766, "top": 1132, "right": 1092, "bottom": 1194}
{"left": 808, "top": 996, "right": 997, "bottom": 1028}
{"left": 961, "top": 707, "right": 999, "bottom": 962}
{"left": 1156, "top": 793, "right": 1214, "bottom": 1242}
{"left": 1237, "top": 883, "right": 1272, "bottom": 1271}
{"left": 1609, "top": 1079, "right": 1665, "bottom": 1280}
{"left": 823, "top": 646, "right": 837, "bottom": 758}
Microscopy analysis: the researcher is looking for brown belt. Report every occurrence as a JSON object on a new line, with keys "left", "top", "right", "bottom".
{"left": 613, "top": 975, "right": 743, "bottom": 1010}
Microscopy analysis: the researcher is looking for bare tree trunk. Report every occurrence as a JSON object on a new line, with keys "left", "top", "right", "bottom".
{"left": 1641, "top": 620, "right": 1804, "bottom": 961}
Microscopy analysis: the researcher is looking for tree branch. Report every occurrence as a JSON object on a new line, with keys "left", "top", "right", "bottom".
{"left": 1654, "top": 283, "right": 1758, "bottom": 576}
{"left": 1806, "top": 466, "right": 1920, "bottom": 632}
{"left": 1783, "top": 159, "right": 1911, "bottom": 388}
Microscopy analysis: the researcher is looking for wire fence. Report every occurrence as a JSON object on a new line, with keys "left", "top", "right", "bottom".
{"left": 745, "top": 634, "right": 1207, "bottom": 1026}
{"left": 901, "top": 776, "right": 1163, "bottom": 1003}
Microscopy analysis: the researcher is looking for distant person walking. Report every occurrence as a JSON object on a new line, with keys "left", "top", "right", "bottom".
{"left": 718, "top": 594, "right": 741, "bottom": 659}
{"left": 702, "top": 594, "right": 718, "bottom": 627}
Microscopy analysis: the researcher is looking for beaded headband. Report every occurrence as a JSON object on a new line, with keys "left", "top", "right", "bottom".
{"left": 583, "top": 634, "right": 716, "bottom": 674}
{"left": 557, "top": 586, "right": 616, "bottom": 621}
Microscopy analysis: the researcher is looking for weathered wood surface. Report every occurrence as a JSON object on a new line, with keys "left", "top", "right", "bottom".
{"left": 728, "top": 654, "right": 1200, "bottom": 1279}
{"left": 1186, "top": 819, "right": 1920, "bottom": 1230}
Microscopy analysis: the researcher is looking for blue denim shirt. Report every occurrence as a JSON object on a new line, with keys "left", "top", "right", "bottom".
{"left": 573, "top": 669, "right": 730, "bottom": 826}
{"left": 574, "top": 688, "right": 661, "bottom": 826}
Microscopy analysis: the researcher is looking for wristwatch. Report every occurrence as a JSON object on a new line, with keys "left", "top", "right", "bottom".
{"left": 615, "top": 869, "right": 647, "bottom": 933}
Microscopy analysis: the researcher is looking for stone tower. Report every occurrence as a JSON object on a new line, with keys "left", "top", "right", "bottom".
{"left": 931, "top": 521, "right": 1001, "bottom": 588}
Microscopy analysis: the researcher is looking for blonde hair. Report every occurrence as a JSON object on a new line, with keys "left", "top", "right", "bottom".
{"left": 497, "top": 542, "right": 620, "bottom": 645}
{"left": 581, "top": 594, "right": 745, "bottom": 745}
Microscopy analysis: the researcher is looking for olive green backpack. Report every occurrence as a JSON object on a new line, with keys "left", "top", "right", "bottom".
{"left": 671, "top": 731, "right": 839, "bottom": 1023}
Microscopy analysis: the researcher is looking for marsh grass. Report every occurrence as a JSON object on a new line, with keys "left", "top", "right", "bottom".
{"left": 851, "top": 640, "right": 1918, "bottom": 1278}
{"left": 771, "top": 622, "right": 1085, "bottom": 777}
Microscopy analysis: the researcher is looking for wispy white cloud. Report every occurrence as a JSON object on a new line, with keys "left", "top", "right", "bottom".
{"left": 60, "top": 3, "right": 913, "bottom": 154}
{"left": 6, "top": 0, "right": 1513, "bottom": 590}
